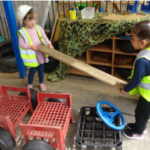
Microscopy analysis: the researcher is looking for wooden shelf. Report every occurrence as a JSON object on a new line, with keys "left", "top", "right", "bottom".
{"left": 114, "top": 68, "right": 131, "bottom": 83}
{"left": 114, "top": 36, "right": 131, "bottom": 40}
{"left": 115, "top": 74, "right": 129, "bottom": 83}
{"left": 87, "top": 46, "right": 112, "bottom": 66}
{"left": 75, "top": 53, "right": 87, "bottom": 63}
{"left": 114, "top": 64, "right": 133, "bottom": 69}
{"left": 88, "top": 43, "right": 112, "bottom": 52}
{"left": 88, "top": 61, "right": 112, "bottom": 66}
{"left": 114, "top": 46, "right": 138, "bottom": 56}
{"left": 67, "top": 36, "right": 136, "bottom": 77}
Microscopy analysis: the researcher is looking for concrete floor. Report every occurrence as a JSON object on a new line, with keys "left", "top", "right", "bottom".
{"left": 0, "top": 72, "right": 150, "bottom": 150}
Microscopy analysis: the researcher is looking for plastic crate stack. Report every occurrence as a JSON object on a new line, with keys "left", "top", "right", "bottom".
{"left": 76, "top": 107, "right": 122, "bottom": 150}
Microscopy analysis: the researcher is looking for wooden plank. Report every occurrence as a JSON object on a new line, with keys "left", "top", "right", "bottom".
{"left": 94, "top": 1, "right": 100, "bottom": 12}
{"left": 108, "top": 1, "right": 145, "bottom": 4}
{"left": 59, "top": 1, "right": 145, "bottom": 5}
{"left": 50, "top": 2, "right": 61, "bottom": 41}
{"left": 50, "top": 14, "right": 58, "bottom": 41}
{"left": 113, "top": 4, "right": 120, "bottom": 13}
{"left": 99, "top": 1, "right": 110, "bottom": 13}
{"left": 101, "top": 13, "right": 150, "bottom": 21}
{"left": 88, "top": 1, "right": 93, "bottom": 7}
{"left": 38, "top": 45, "right": 127, "bottom": 88}
{"left": 51, "top": 14, "right": 64, "bottom": 41}
{"left": 51, "top": 2, "right": 69, "bottom": 41}
{"left": 67, "top": 66, "right": 90, "bottom": 76}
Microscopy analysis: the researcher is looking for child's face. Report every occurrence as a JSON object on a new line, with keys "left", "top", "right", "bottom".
{"left": 24, "top": 17, "right": 36, "bottom": 28}
{"left": 130, "top": 31, "right": 148, "bottom": 50}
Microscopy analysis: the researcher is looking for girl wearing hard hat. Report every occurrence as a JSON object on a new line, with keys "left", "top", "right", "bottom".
{"left": 16, "top": 5, "right": 53, "bottom": 92}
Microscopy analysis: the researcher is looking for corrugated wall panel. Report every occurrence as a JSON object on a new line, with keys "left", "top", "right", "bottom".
{"left": 0, "top": 1, "right": 56, "bottom": 40}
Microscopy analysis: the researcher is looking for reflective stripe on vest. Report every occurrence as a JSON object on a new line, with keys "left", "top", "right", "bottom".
{"left": 18, "top": 25, "right": 47, "bottom": 67}
{"left": 35, "top": 26, "right": 49, "bottom": 58}
{"left": 35, "top": 25, "right": 45, "bottom": 44}
{"left": 139, "top": 82, "right": 150, "bottom": 90}
{"left": 129, "top": 48, "right": 150, "bottom": 101}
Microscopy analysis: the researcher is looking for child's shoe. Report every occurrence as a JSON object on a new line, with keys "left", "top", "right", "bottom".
{"left": 40, "top": 83, "right": 46, "bottom": 92}
{"left": 27, "top": 84, "right": 33, "bottom": 89}
{"left": 127, "top": 123, "right": 147, "bottom": 134}
{"left": 123, "top": 129, "right": 144, "bottom": 140}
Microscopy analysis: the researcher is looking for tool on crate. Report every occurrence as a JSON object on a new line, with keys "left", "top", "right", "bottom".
{"left": 75, "top": 106, "right": 122, "bottom": 149}
{"left": 96, "top": 100, "right": 126, "bottom": 130}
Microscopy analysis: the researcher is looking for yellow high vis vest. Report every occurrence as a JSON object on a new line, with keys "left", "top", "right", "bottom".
{"left": 17, "top": 25, "right": 48, "bottom": 67}
{"left": 128, "top": 47, "right": 150, "bottom": 102}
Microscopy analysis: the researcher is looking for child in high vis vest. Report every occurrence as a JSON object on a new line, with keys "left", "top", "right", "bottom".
{"left": 120, "top": 21, "right": 150, "bottom": 140}
{"left": 16, "top": 5, "right": 54, "bottom": 92}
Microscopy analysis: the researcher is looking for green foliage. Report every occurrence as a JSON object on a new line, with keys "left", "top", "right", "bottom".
{"left": 48, "top": 13, "right": 150, "bottom": 81}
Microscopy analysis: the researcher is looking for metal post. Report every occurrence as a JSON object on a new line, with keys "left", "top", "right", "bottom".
{"left": 2, "top": 1, "right": 27, "bottom": 78}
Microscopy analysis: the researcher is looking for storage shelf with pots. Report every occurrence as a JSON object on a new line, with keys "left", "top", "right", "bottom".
{"left": 114, "top": 68, "right": 132, "bottom": 82}
{"left": 67, "top": 36, "right": 138, "bottom": 81}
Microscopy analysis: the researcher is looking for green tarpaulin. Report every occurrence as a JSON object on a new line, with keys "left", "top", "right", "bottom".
{"left": 48, "top": 13, "right": 150, "bottom": 81}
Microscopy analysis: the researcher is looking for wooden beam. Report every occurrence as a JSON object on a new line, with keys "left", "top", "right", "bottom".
{"left": 59, "top": 1, "right": 145, "bottom": 5}
{"left": 50, "top": 14, "right": 58, "bottom": 41}
{"left": 51, "top": 1, "right": 69, "bottom": 41}
{"left": 107, "top": 1, "right": 145, "bottom": 4}
{"left": 52, "top": 14, "right": 64, "bottom": 41}
{"left": 38, "top": 45, "right": 127, "bottom": 88}
{"left": 88, "top": 1, "right": 93, "bottom": 7}
{"left": 100, "top": 1, "right": 110, "bottom": 13}
{"left": 113, "top": 4, "right": 120, "bottom": 13}
{"left": 94, "top": 1, "right": 100, "bottom": 12}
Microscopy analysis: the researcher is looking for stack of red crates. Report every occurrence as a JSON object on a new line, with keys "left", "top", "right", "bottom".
{"left": 0, "top": 85, "right": 33, "bottom": 141}
{"left": 20, "top": 92, "right": 73, "bottom": 150}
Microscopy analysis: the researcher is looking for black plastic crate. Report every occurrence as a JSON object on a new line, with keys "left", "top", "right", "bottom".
{"left": 75, "top": 107, "right": 122, "bottom": 150}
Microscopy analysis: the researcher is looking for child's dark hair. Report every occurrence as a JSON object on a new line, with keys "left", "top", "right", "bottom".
{"left": 132, "top": 20, "right": 150, "bottom": 47}
{"left": 23, "top": 10, "right": 36, "bottom": 22}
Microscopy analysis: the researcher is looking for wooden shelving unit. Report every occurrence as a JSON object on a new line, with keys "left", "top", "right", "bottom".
{"left": 67, "top": 36, "right": 137, "bottom": 80}
{"left": 67, "top": 52, "right": 89, "bottom": 76}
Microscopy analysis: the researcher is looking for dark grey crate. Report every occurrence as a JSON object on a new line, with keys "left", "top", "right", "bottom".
{"left": 75, "top": 107, "right": 122, "bottom": 150}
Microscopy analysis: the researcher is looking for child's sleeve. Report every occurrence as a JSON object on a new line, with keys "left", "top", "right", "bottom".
{"left": 40, "top": 27, "right": 52, "bottom": 45}
{"left": 124, "top": 58, "right": 150, "bottom": 92}
{"left": 18, "top": 34, "right": 30, "bottom": 49}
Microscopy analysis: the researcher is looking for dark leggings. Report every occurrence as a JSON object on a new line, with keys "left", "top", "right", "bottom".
{"left": 134, "top": 96, "right": 150, "bottom": 134}
{"left": 28, "top": 64, "right": 44, "bottom": 84}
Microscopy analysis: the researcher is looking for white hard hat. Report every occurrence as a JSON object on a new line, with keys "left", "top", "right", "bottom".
{"left": 16, "top": 5, "right": 33, "bottom": 23}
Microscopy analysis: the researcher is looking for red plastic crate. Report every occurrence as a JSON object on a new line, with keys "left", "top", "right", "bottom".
{"left": 0, "top": 85, "right": 33, "bottom": 140}
{"left": 20, "top": 93, "right": 73, "bottom": 150}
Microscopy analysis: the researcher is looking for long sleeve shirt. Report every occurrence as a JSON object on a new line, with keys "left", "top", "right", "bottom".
{"left": 18, "top": 25, "right": 51, "bottom": 65}
{"left": 124, "top": 58, "right": 150, "bottom": 92}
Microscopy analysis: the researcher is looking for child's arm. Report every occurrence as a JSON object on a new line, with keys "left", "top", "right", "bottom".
{"left": 121, "top": 58, "right": 149, "bottom": 94}
{"left": 40, "top": 27, "right": 54, "bottom": 49}
{"left": 120, "top": 87, "right": 127, "bottom": 94}
{"left": 18, "top": 34, "right": 38, "bottom": 50}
